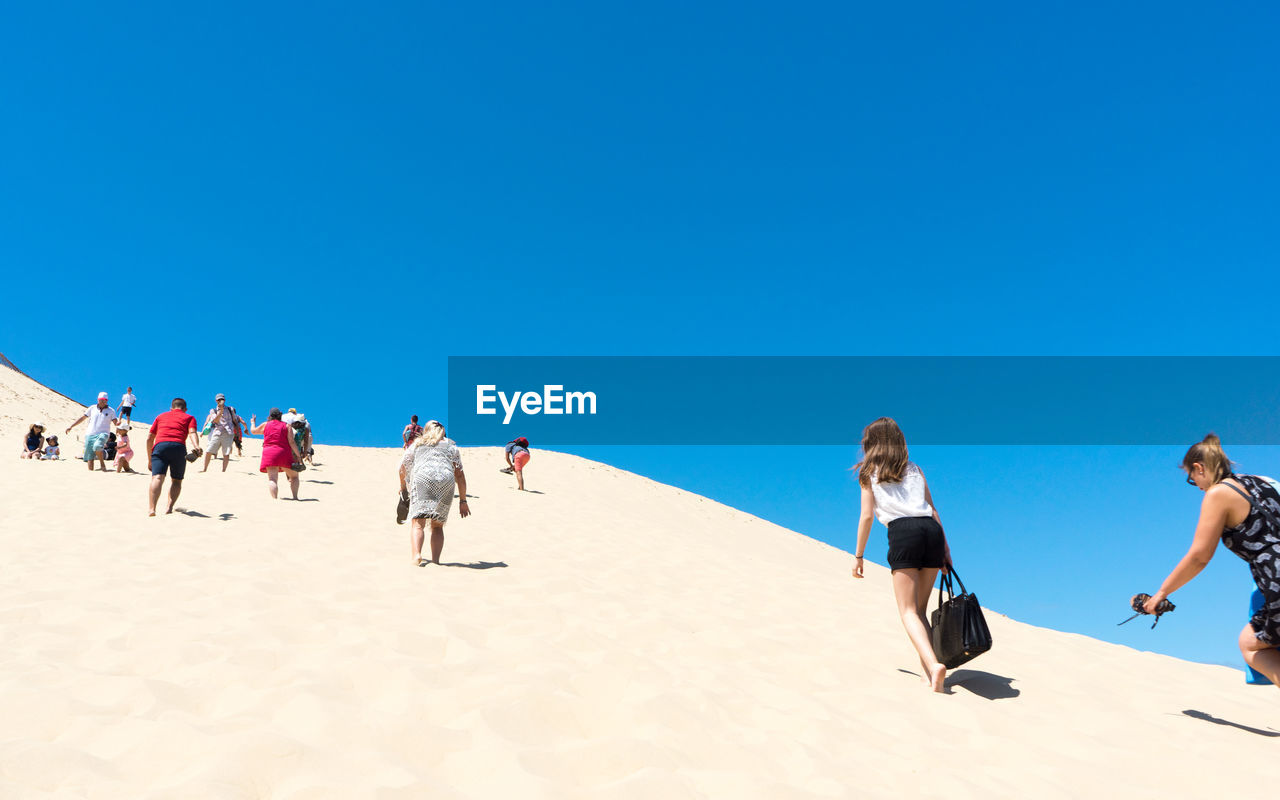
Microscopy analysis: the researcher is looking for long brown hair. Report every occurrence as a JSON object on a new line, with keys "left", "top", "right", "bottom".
{"left": 1182, "top": 432, "right": 1235, "bottom": 483}
{"left": 856, "top": 417, "right": 909, "bottom": 488}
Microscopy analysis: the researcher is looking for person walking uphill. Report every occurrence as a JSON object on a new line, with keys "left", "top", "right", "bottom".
{"left": 146, "top": 398, "right": 200, "bottom": 516}
{"left": 1141, "top": 434, "right": 1280, "bottom": 687}
{"left": 250, "top": 408, "right": 302, "bottom": 500}
{"left": 399, "top": 420, "right": 470, "bottom": 566}
{"left": 119, "top": 387, "right": 137, "bottom": 421}
{"left": 66, "top": 392, "right": 117, "bottom": 472}
{"left": 403, "top": 415, "right": 423, "bottom": 448}
{"left": 851, "top": 417, "right": 953, "bottom": 693}
{"left": 202, "top": 394, "right": 241, "bottom": 473}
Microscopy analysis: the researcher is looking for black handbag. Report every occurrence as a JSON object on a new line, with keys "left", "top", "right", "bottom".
{"left": 930, "top": 567, "right": 993, "bottom": 669}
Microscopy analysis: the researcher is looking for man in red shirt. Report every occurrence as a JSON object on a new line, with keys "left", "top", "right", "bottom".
{"left": 147, "top": 397, "right": 200, "bottom": 516}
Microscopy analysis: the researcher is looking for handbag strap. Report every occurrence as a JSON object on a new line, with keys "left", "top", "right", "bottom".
{"left": 1221, "top": 478, "right": 1280, "bottom": 533}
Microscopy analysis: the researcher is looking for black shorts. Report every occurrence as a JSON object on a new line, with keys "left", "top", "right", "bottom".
{"left": 150, "top": 441, "right": 188, "bottom": 480}
{"left": 120, "top": 407, "right": 133, "bottom": 420}
{"left": 886, "top": 516, "right": 947, "bottom": 570}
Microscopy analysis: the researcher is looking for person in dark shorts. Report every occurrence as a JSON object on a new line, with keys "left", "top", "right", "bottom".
{"left": 851, "top": 417, "right": 953, "bottom": 693}
{"left": 146, "top": 397, "right": 200, "bottom": 516}
{"left": 1142, "top": 433, "right": 1280, "bottom": 688}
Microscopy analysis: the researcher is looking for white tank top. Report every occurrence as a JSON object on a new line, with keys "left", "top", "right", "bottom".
{"left": 871, "top": 462, "right": 934, "bottom": 526}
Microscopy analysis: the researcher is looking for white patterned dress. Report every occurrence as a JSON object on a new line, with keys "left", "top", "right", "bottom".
{"left": 399, "top": 438, "right": 463, "bottom": 522}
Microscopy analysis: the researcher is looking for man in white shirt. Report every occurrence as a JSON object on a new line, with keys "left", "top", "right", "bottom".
{"left": 119, "top": 387, "right": 137, "bottom": 421}
{"left": 66, "top": 391, "right": 118, "bottom": 472}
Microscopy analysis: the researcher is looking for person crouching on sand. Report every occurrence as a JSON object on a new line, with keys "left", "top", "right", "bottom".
{"left": 399, "top": 420, "right": 470, "bottom": 565}
{"left": 504, "top": 436, "right": 531, "bottom": 490}
{"left": 1141, "top": 433, "right": 1280, "bottom": 687}
{"left": 43, "top": 435, "right": 60, "bottom": 460}
{"left": 147, "top": 398, "right": 200, "bottom": 516}
{"left": 851, "top": 417, "right": 953, "bottom": 693}
{"left": 21, "top": 423, "right": 46, "bottom": 459}
{"left": 250, "top": 408, "right": 302, "bottom": 500}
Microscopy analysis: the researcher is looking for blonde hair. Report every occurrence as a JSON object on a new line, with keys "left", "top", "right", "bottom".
{"left": 1182, "top": 432, "right": 1235, "bottom": 483}
{"left": 855, "top": 417, "right": 909, "bottom": 488}
{"left": 416, "top": 420, "right": 446, "bottom": 447}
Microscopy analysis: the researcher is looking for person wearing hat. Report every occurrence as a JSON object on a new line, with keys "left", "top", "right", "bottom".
{"left": 20, "top": 422, "right": 46, "bottom": 459}
{"left": 66, "top": 392, "right": 118, "bottom": 472}
{"left": 113, "top": 422, "right": 136, "bottom": 473}
{"left": 202, "top": 393, "right": 242, "bottom": 473}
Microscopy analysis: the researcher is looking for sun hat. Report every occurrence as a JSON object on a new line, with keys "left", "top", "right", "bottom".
{"left": 33, "top": 421, "right": 44, "bottom": 428}
{"left": 215, "top": 393, "right": 226, "bottom": 401}
{"left": 97, "top": 391, "right": 109, "bottom": 400}
{"left": 288, "top": 407, "right": 297, "bottom": 414}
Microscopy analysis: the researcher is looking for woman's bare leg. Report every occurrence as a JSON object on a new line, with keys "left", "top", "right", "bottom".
{"left": 892, "top": 568, "right": 946, "bottom": 692}
{"left": 429, "top": 520, "right": 445, "bottom": 564}
{"left": 285, "top": 468, "right": 299, "bottom": 499}
{"left": 266, "top": 467, "right": 280, "bottom": 499}
{"left": 410, "top": 518, "right": 425, "bottom": 564}
{"left": 1240, "top": 624, "right": 1280, "bottom": 687}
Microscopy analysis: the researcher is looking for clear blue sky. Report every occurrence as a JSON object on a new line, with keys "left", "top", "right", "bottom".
{"left": 2, "top": 2, "right": 1278, "bottom": 667}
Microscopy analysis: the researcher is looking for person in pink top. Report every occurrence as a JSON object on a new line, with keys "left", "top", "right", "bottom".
{"left": 250, "top": 407, "right": 302, "bottom": 500}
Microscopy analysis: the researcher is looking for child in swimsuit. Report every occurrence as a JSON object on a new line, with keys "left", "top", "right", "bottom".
{"left": 43, "top": 436, "right": 59, "bottom": 460}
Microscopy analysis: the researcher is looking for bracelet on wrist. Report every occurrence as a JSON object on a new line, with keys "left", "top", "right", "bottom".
{"left": 855, "top": 554, "right": 864, "bottom": 559}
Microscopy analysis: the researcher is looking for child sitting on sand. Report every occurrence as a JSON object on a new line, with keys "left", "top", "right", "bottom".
{"left": 113, "top": 425, "right": 135, "bottom": 473}
{"left": 43, "top": 435, "right": 60, "bottom": 460}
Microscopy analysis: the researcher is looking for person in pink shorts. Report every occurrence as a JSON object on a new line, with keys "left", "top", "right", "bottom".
{"left": 504, "top": 436, "right": 532, "bottom": 491}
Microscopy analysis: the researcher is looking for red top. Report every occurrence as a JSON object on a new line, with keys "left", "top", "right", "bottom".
{"left": 150, "top": 409, "right": 197, "bottom": 445}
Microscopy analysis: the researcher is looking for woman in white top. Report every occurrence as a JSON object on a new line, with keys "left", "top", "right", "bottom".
{"left": 852, "top": 417, "right": 952, "bottom": 692}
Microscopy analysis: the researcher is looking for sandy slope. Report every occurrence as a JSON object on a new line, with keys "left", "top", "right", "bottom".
{"left": 1, "top": 363, "right": 1276, "bottom": 799}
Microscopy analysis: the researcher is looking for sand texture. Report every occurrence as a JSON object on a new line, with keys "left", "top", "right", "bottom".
{"left": 2, "top": 363, "right": 1277, "bottom": 799}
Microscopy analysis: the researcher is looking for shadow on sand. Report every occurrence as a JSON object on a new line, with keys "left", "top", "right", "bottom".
{"left": 420, "top": 561, "right": 509, "bottom": 570}
{"left": 1182, "top": 709, "right": 1280, "bottom": 737}
{"left": 947, "top": 669, "right": 1020, "bottom": 700}
{"left": 306, "top": 479, "right": 334, "bottom": 485}
{"left": 177, "top": 509, "right": 209, "bottom": 518}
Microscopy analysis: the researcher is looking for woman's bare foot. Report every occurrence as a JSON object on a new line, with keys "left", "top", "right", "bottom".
{"left": 929, "top": 663, "right": 947, "bottom": 693}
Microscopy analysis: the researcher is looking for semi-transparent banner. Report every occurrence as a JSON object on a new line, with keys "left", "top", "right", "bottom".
{"left": 446, "top": 356, "right": 1280, "bottom": 445}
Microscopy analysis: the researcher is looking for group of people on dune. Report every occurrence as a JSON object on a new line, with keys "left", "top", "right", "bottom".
{"left": 397, "top": 415, "right": 533, "bottom": 566}
{"left": 853, "top": 417, "right": 1280, "bottom": 694}
{"left": 20, "top": 388, "right": 317, "bottom": 515}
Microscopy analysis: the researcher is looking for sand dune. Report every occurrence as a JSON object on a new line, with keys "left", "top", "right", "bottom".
{"left": 1, "top": 361, "right": 1276, "bottom": 799}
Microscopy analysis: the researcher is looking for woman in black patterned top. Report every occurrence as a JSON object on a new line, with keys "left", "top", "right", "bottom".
{"left": 1145, "top": 433, "right": 1280, "bottom": 687}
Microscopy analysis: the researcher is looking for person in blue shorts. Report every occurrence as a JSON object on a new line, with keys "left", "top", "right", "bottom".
{"left": 65, "top": 392, "right": 117, "bottom": 472}
{"left": 146, "top": 398, "right": 200, "bottom": 516}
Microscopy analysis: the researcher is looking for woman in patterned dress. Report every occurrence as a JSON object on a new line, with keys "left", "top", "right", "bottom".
{"left": 398, "top": 421, "right": 470, "bottom": 565}
{"left": 1144, "top": 433, "right": 1280, "bottom": 687}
